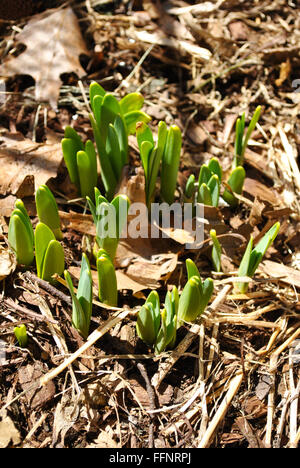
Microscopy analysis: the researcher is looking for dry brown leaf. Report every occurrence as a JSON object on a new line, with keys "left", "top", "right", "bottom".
{"left": 0, "top": 411, "right": 21, "bottom": 448}
{"left": 259, "top": 260, "right": 300, "bottom": 289}
{"left": 0, "top": 247, "right": 16, "bottom": 281}
{"left": 0, "top": 7, "right": 88, "bottom": 108}
{"left": 0, "top": 135, "right": 63, "bottom": 196}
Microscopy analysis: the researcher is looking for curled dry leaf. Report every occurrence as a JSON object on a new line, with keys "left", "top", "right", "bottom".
{"left": 0, "top": 7, "right": 89, "bottom": 108}
{"left": 0, "top": 247, "right": 16, "bottom": 281}
{"left": 0, "top": 134, "right": 63, "bottom": 197}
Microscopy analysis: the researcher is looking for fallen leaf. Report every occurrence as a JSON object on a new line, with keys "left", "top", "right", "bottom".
{"left": 0, "top": 134, "right": 63, "bottom": 196}
{"left": 259, "top": 260, "right": 300, "bottom": 289}
{"left": 0, "top": 247, "right": 16, "bottom": 281}
{"left": 18, "top": 363, "right": 56, "bottom": 409}
{"left": 0, "top": 411, "right": 21, "bottom": 448}
{"left": 0, "top": 7, "right": 89, "bottom": 108}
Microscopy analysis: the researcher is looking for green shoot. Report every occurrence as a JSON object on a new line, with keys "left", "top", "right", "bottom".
{"left": 160, "top": 125, "right": 182, "bottom": 204}
{"left": 197, "top": 158, "right": 222, "bottom": 207}
{"left": 8, "top": 199, "right": 34, "bottom": 266}
{"left": 210, "top": 229, "right": 222, "bottom": 273}
{"left": 97, "top": 249, "right": 118, "bottom": 307}
{"left": 233, "top": 106, "right": 261, "bottom": 168}
{"left": 14, "top": 325, "right": 28, "bottom": 348}
{"left": 35, "top": 185, "right": 63, "bottom": 240}
{"left": 236, "top": 222, "right": 280, "bottom": 293}
{"left": 64, "top": 253, "right": 93, "bottom": 339}
{"left": 87, "top": 188, "right": 130, "bottom": 261}
{"left": 35, "top": 222, "right": 65, "bottom": 283}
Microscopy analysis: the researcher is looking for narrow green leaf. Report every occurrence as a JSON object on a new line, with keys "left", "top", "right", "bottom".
{"left": 210, "top": 229, "right": 222, "bottom": 272}
{"left": 161, "top": 125, "right": 182, "bottom": 204}
{"left": 14, "top": 325, "right": 28, "bottom": 348}
{"left": 208, "top": 158, "right": 222, "bottom": 181}
{"left": 198, "top": 183, "right": 212, "bottom": 206}
{"left": 35, "top": 185, "right": 62, "bottom": 240}
{"left": 186, "top": 258, "right": 201, "bottom": 280}
{"left": 198, "top": 165, "right": 211, "bottom": 186}
{"left": 241, "top": 105, "right": 261, "bottom": 158}
{"left": 97, "top": 250, "right": 118, "bottom": 307}
{"left": 35, "top": 222, "right": 56, "bottom": 278}
{"left": 124, "top": 111, "right": 151, "bottom": 135}
{"left": 207, "top": 174, "right": 220, "bottom": 207}
{"left": 41, "top": 240, "right": 64, "bottom": 283}
{"left": 114, "top": 114, "right": 128, "bottom": 165}
{"left": 185, "top": 174, "right": 196, "bottom": 200}
{"left": 120, "top": 92, "right": 144, "bottom": 115}
{"left": 178, "top": 276, "right": 202, "bottom": 323}
{"left": 237, "top": 236, "right": 253, "bottom": 293}
{"left": 8, "top": 213, "right": 34, "bottom": 266}
{"left": 106, "top": 124, "right": 122, "bottom": 181}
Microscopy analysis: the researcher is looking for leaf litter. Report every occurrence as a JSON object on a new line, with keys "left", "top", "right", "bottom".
{"left": 0, "top": 0, "right": 299, "bottom": 450}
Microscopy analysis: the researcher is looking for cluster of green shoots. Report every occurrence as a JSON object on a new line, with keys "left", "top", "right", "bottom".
{"left": 8, "top": 185, "right": 64, "bottom": 282}
{"left": 7, "top": 81, "right": 280, "bottom": 348}
{"left": 137, "top": 260, "right": 214, "bottom": 353}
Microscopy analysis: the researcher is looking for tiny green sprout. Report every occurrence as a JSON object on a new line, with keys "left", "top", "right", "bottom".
{"left": 87, "top": 188, "right": 130, "bottom": 261}
{"left": 97, "top": 249, "right": 118, "bottom": 307}
{"left": 222, "top": 166, "right": 246, "bottom": 208}
{"left": 234, "top": 105, "right": 261, "bottom": 168}
{"left": 14, "top": 324, "right": 28, "bottom": 348}
{"left": 136, "top": 288, "right": 178, "bottom": 354}
{"left": 136, "top": 120, "right": 168, "bottom": 209}
{"left": 64, "top": 254, "right": 93, "bottom": 339}
{"left": 160, "top": 125, "right": 182, "bottom": 204}
{"left": 8, "top": 199, "right": 34, "bottom": 266}
{"left": 197, "top": 158, "right": 222, "bottom": 207}
{"left": 236, "top": 222, "right": 280, "bottom": 293}
{"left": 89, "top": 82, "right": 151, "bottom": 200}
{"left": 210, "top": 229, "right": 222, "bottom": 273}
{"left": 35, "top": 222, "right": 65, "bottom": 283}
{"left": 35, "top": 185, "right": 63, "bottom": 240}
{"left": 62, "top": 127, "right": 98, "bottom": 199}
{"left": 185, "top": 174, "right": 196, "bottom": 202}
{"left": 155, "top": 287, "right": 179, "bottom": 354}
{"left": 178, "top": 259, "right": 214, "bottom": 323}
{"left": 136, "top": 291, "right": 161, "bottom": 346}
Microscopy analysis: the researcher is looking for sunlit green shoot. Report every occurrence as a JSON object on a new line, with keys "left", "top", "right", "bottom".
{"left": 222, "top": 166, "right": 246, "bottom": 208}
{"left": 234, "top": 106, "right": 261, "bottom": 168}
{"left": 185, "top": 174, "right": 196, "bottom": 202}
{"left": 35, "top": 185, "right": 63, "bottom": 240}
{"left": 62, "top": 127, "right": 98, "bottom": 199}
{"left": 64, "top": 253, "right": 93, "bottom": 339}
{"left": 87, "top": 189, "right": 130, "bottom": 261}
{"left": 155, "top": 287, "right": 179, "bottom": 354}
{"left": 8, "top": 199, "right": 34, "bottom": 266}
{"left": 136, "top": 291, "right": 161, "bottom": 346}
{"left": 136, "top": 120, "right": 167, "bottom": 208}
{"left": 14, "top": 324, "right": 28, "bottom": 348}
{"left": 89, "top": 82, "right": 151, "bottom": 200}
{"left": 178, "top": 260, "right": 214, "bottom": 324}
{"left": 160, "top": 125, "right": 182, "bottom": 204}
{"left": 197, "top": 158, "right": 222, "bottom": 207}
{"left": 210, "top": 229, "right": 222, "bottom": 273}
{"left": 236, "top": 222, "right": 280, "bottom": 293}
{"left": 35, "top": 222, "right": 65, "bottom": 283}
{"left": 97, "top": 249, "right": 118, "bottom": 307}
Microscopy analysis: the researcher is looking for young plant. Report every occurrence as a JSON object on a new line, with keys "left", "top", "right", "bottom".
{"left": 14, "top": 324, "right": 28, "bottom": 348}
{"left": 35, "top": 185, "right": 63, "bottom": 240}
{"left": 184, "top": 174, "right": 196, "bottom": 202}
{"left": 155, "top": 287, "right": 178, "bottom": 354}
{"left": 210, "top": 229, "right": 222, "bottom": 273}
{"left": 233, "top": 105, "right": 261, "bottom": 168}
{"left": 222, "top": 166, "right": 246, "bottom": 208}
{"left": 197, "top": 158, "right": 222, "bottom": 207}
{"left": 178, "top": 259, "right": 214, "bottom": 324}
{"left": 236, "top": 222, "right": 280, "bottom": 293}
{"left": 160, "top": 125, "right": 182, "bottom": 204}
{"left": 64, "top": 254, "right": 93, "bottom": 339}
{"left": 97, "top": 249, "right": 118, "bottom": 307}
{"left": 136, "top": 288, "right": 178, "bottom": 354}
{"left": 62, "top": 126, "right": 98, "bottom": 199}
{"left": 89, "top": 82, "right": 151, "bottom": 200}
{"left": 87, "top": 188, "right": 130, "bottom": 261}
{"left": 35, "top": 222, "right": 65, "bottom": 283}
{"left": 136, "top": 120, "right": 168, "bottom": 209}
{"left": 8, "top": 199, "right": 34, "bottom": 266}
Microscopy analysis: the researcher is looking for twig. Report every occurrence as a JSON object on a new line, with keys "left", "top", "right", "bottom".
{"left": 198, "top": 372, "right": 243, "bottom": 448}
{"left": 22, "top": 271, "right": 71, "bottom": 305}
{"left": 136, "top": 362, "right": 156, "bottom": 448}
